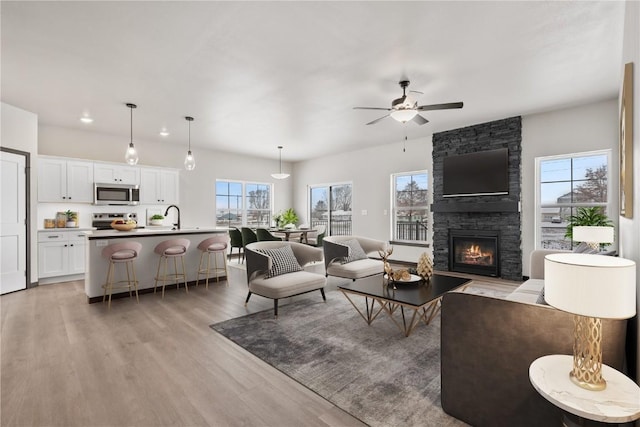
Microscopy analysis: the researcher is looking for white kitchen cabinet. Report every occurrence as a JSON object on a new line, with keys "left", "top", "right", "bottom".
{"left": 94, "top": 163, "right": 140, "bottom": 185}
{"left": 38, "top": 158, "right": 94, "bottom": 203}
{"left": 38, "top": 231, "right": 87, "bottom": 279}
{"left": 140, "top": 167, "right": 179, "bottom": 205}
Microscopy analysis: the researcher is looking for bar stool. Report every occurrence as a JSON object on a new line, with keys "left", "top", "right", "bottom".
{"left": 154, "top": 238, "right": 190, "bottom": 298}
{"left": 101, "top": 241, "right": 142, "bottom": 309}
{"left": 196, "top": 234, "right": 230, "bottom": 288}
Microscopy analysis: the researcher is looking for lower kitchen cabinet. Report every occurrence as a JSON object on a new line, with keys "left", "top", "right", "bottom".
{"left": 38, "top": 230, "right": 87, "bottom": 280}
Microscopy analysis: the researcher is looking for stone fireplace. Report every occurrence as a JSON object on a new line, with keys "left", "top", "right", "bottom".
{"left": 431, "top": 117, "right": 523, "bottom": 281}
{"left": 449, "top": 229, "right": 499, "bottom": 277}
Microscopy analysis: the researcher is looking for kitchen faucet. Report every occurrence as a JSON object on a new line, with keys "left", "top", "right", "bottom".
{"left": 164, "top": 205, "right": 181, "bottom": 230}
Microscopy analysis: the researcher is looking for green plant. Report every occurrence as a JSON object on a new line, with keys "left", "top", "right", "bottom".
{"left": 65, "top": 210, "right": 77, "bottom": 221}
{"left": 276, "top": 208, "right": 298, "bottom": 228}
{"left": 150, "top": 214, "right": 165, "bottom": 220}
{"left": 565, "top": 207, "right": 613, "bottom": 240}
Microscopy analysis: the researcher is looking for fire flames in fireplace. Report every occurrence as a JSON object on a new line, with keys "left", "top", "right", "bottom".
{"left": 456, "top": 243, "right": 494, "bottom": 266}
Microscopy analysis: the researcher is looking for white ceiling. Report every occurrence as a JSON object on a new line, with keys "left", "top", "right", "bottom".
{"left": 1, "top": 1, "right": 625, "bottom": 162}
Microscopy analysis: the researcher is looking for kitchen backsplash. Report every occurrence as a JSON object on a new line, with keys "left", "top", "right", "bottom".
{"left": 37, "top": 203, "right": 177, "bottom": 229}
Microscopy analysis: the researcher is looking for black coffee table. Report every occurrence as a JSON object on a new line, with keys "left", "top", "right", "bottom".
{"left": 338, "top": 274, "right": 471, "bottom": 337}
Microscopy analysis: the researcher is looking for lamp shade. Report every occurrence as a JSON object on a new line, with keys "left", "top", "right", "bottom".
{"left": 572, "top": 226, "right": 614, "bottom": 244}
{"left": 390, "top": 109, "right": 418, "bottom": 123}
{"left": 544, "top": 253, "right": 636, "bottom": 319}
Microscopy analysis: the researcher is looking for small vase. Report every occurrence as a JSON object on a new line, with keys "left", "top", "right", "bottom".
{"left": 66, "top": 221, "right": 76, "bottom": 228}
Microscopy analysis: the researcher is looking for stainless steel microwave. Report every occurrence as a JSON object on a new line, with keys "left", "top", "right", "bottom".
{"left": 94, "top": 183, "right": 140, "bottom": 205}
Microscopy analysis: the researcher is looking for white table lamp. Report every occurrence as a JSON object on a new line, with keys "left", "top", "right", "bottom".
{"left": 572, "top": 226, "right": 614, "bottom": 250}
{"left": 544, "top": 253, "right": 635, "bottom": 391}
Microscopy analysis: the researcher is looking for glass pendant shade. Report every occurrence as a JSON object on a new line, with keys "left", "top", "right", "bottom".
{"left": 125, "top": 103, "right": 139, "bottom": 165}
{"left": 125, "top": 143, "right": 139, "bottom": 165}
{"left": 184, "top": 116, "right": 195, "bottom": 171}
{"left": 390, "top": 109, "right": 418, "bottom": 123}
{"left": 271, "top": 146, "right": 289, "bottom": 179}
{"left": 184, "top": 150, "right": 196, "bottom": 170}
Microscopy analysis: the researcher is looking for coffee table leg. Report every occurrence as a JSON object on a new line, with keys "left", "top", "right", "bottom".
{"left": 340, "top": 291, "right": 386, "bottom": 325}
{"left": 421, "top": 297, "right": 443, "bottom": 325}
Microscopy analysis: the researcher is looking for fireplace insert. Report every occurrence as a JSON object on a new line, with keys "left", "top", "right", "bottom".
{"left": 449, "top": 229, "right": 499, "bottom": 277}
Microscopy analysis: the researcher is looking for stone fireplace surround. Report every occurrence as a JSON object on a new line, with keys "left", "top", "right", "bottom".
{"left": 432, "top": 116, "right": 522, "bottom": 281}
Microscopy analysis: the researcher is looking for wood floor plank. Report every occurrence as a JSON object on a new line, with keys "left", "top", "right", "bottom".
{"left": 0, "top": 264, "right": 367, "bottom": 427}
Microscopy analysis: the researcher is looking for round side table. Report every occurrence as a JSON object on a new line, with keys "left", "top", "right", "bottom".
{"left": 529, "top": 355, "right": 640, "bottom": 425}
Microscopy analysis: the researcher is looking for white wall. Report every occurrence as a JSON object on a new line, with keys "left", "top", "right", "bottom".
{"left": 38, "top": 125, "right": 294, "bottom": 227}
{"left": 293, "top": 137, "right": 433, "bottom": 262}
{"left": 293, "top": 100, "right": 618, "bottom": 267}
{"left": 619, "top": 0, "right": 639, "bottom": 384}
{"left": 521, "top": 99, "right": 619, "bottom": 274}
{"left": 1, "top": 103, "right": 39, "bottom": 283}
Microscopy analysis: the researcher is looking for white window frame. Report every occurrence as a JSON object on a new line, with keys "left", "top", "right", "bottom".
{"left": 391, "top": 170, "right": 429, "bottom": 244}
{"left": 308, "top": 181, "right": 352, "bottom": 236}
{"left": 215, "top": 179, "right": 273, "bottom": 228}
{"left": 534, "top": 149, "right": 612, "bottom": 249}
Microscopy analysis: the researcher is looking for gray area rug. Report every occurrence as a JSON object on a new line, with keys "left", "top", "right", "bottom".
{"left": 210, "top": 290, "right": 470, "bottom": 427}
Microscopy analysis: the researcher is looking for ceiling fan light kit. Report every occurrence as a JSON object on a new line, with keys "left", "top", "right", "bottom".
{"left": 271, "top": 146, "right": 290, "bottom": 180}
{"left": 390, "top": 109, "right": 418, "bottom": 123}
{"left": 184, "top": 116, "right": 196, "bottom": 171}
{"left": 124, "top": 103, "right": 139, "bottom": 165}
{"left": 354, "top": 79, "right": 463, "bottom": 126}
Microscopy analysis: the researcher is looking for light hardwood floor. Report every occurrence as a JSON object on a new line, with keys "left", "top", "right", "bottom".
{"left": 1, "top": 260, "right": 519, "bottom": 427}
{"left": 1, "top": 262, "right": 365, "bottom": 427}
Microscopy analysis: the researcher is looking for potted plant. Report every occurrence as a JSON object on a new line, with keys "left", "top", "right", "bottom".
{"left": 150, "top": 214, "right": 165, "bottom": 226}
{"left": 65, "top": 210, "right": 78, "bottom": 228}
{"left": 276, "top": 208, "right": 298, "bottom": 229}
{"left": 565, "top": 207, "right": 613, "bottom": 246}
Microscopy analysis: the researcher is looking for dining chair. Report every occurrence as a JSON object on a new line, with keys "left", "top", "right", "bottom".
{"left": 240, "top": 227, "right": 258, "bottom": 263}
{"left": 256, "top": 228, "right": 283, "bottom": 241}
{"left": 228, "top": 228, "right": 244, "bottom": 261}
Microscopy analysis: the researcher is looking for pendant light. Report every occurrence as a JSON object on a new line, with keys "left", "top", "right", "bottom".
{"left": 184, "top": 116, "right": 196, "bottom": 171}
{"left": 124, "top": 103, "right": 139, "bottom": 165}
{"left": 271, "top": 146, "right": 290, "bottom": 179}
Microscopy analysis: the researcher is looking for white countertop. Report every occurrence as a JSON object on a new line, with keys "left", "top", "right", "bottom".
{"left": 86, "top": 227, "right": 228, "bottom": 239}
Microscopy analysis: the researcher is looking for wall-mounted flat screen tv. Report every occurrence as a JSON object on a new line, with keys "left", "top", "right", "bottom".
{"left": 443, "top": 148, "right": 509, "bottom": 197}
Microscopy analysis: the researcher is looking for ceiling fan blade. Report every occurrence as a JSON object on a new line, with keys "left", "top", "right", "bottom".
{"left": 353, "top": 107, "right": 392, "bottom": 111}
{"left": 412, "top": 114, "right": 429, "bottom": 125}
{"left": 416, "top": 102, "right": 464, "bottom": 111}
{"left": 366, "top": 115, "right": 390, "bottom": 125}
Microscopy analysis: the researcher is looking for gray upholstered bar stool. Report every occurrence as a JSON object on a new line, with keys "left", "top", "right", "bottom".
{"left": 196, "top": 234, "right": 230, "bottom": 288}
{"left": 101, "top": 241, "right": 142, "bottom": 309}
{"left": 153, "top": 238, "right": 190, "bottom": 298}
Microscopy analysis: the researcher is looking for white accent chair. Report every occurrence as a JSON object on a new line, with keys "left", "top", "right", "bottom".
{"left": 323, "top": 235, "right": 387, "bottom": 281}
{"left": 245, "top": 241, "right": 327, "bottom": 317}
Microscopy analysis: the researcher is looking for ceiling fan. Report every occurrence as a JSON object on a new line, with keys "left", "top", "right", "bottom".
{"left": 354, "top": 80, "right": 463, "bottom": 125}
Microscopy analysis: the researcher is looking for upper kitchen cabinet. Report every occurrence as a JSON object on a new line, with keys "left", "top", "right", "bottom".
{"left": 38, "top": 157, "right": 94, "bottom": 203}
{"left": 94, "top": 163, "right": 140, "bottom": 185}
{"left": 139, "top": 167, "right": 179, "bottom": 205}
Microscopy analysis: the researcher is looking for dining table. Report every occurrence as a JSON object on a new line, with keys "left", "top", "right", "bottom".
{"left": 271, "top": 228, "right": 316, "bottom": 244}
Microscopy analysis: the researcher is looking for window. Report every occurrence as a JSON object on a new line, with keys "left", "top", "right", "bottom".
{"left": 309, "top": 183, "right": 352, "bottom": 236}
{"left": 536, "top": 150, "right": 611, "bottom": 250}
{"left": 216, "top": 180, "right": 272, "bottom": 228}
{"left": 392, "top": 171, "right": 429, "bottom": 243}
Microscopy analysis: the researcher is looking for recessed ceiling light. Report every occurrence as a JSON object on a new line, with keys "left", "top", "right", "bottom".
{"left": 80, "top": 116, "right": 93, "bottom": 124}
{"left": 159, "top": 128, "right": 170, "bottom": 137}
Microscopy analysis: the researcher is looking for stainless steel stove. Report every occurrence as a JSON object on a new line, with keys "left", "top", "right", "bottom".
{"left": 92, "top": 212, "right": 140, "bottom": 230}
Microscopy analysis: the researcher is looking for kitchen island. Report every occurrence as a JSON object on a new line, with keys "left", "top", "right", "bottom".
{"left": 84, "top": 227, "right": 230, "bottom": 302}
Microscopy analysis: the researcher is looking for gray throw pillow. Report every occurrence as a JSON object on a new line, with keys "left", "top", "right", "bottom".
{"left": 256, "top": 245, "right": 303, "bottom": 278}
{"left": 339, "top": 239, "right": 368, "bottom": 264}
{"left": 572, "top": 242, "right": 599, "bottom": 254}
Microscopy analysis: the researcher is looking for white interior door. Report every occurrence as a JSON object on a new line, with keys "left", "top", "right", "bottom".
{"left": 1, "top": 151, "right": 27, "bottom": 294}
